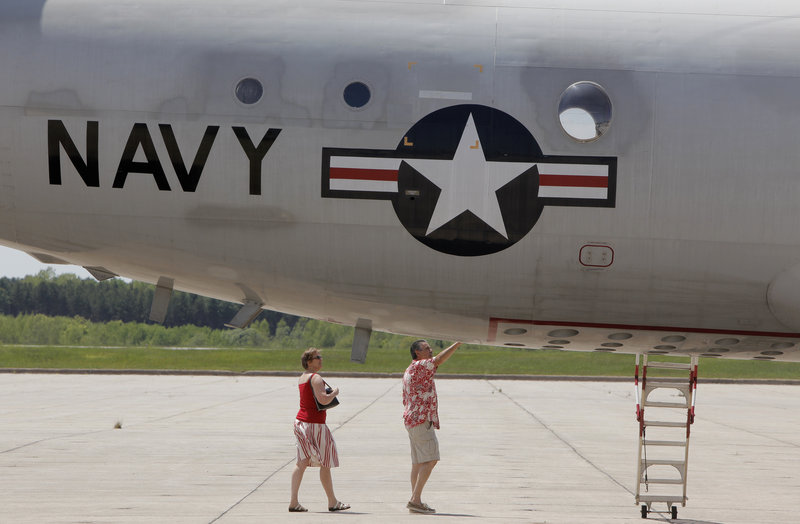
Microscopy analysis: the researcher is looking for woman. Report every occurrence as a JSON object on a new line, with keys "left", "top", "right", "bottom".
{"left": 289, "top": 347, "right": 350, "bottom": 512}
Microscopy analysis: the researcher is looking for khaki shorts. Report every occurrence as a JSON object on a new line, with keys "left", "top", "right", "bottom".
{"left": 406, "top": 420, "right": 440, "bottom": 464}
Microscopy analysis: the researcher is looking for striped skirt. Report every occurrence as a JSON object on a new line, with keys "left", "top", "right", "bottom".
{"left": 294, "top": 420, "right": 339, "bottom": 468}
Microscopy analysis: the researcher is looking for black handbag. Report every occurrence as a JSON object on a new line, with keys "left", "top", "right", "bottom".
{"left": 314, "top": 380, "right": 340, "bottom": 411}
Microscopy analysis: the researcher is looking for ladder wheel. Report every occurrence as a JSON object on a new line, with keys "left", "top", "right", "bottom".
{"left": 641, "top": 505, "right": 647, "bottom": 518}
{"left": 671, "top": 505, "right": 677, "bottom": 519}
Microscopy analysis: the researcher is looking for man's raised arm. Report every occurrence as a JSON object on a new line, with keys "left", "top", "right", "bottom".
{"left": 432, "top": 341, "right": 461, "bottom": 366}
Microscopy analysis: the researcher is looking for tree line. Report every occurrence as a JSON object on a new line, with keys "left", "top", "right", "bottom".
{"left": 0, "top": 312, "right": 398, "bottom": 349}
{"left": 0, "top": 270, "right": 434, "bottom": 350}
{"left": 0, "top": 269, "right": 296, "bottom": 332}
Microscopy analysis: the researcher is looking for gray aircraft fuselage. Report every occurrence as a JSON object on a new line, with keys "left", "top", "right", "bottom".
{"left": 3, "top": 1, "right": 800, "bottom": 361}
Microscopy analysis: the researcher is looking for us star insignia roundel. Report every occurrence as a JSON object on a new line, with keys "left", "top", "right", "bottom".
{"left": 321, "top": 104, "right": 617, "bottom": 256}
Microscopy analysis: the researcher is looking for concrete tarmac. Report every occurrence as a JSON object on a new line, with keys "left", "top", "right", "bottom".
{"left": 1, "top": 373, "right": 798, "bottom": 523}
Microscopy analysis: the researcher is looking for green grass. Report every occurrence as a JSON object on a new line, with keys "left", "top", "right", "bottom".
{"left": 2, "top": 344, "right": 800, "bottom": 379}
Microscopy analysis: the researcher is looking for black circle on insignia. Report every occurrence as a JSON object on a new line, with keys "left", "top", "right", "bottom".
{"left": 391, "top": 105, "right": 544, "bottom": 256}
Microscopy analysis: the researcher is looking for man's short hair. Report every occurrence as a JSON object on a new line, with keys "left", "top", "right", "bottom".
{"left": 301, "top": 347, "right": 319, "bottom": 370}
{"left": 410, "top": 339, "right": 427, "bottom": 360}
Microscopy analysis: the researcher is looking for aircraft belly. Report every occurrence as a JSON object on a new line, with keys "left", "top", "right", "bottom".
{"left": 5, "top": 1, "right": 800, "bottom": 365}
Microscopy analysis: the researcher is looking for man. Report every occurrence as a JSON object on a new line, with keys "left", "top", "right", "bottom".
{"left": 402, "top": 339, "right": 461, "bottom": 514}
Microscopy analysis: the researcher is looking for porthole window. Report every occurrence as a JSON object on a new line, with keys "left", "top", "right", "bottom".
{"left": 343, "top": 81, "right": 371, "bottom": 109}
{"left": 235, "top": 77, "right": 263, "bottom": 105}
{"left": 558, "top": 81, "right": 612, "bottom": 142}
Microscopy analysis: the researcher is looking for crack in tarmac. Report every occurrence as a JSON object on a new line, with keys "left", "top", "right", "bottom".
{"left": 487, "top": 380, "right": 634, "bottom": 496}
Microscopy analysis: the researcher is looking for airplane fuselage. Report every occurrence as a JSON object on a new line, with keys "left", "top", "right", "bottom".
{"left": 4, "top": 1, "right": 800, "bottom": 360}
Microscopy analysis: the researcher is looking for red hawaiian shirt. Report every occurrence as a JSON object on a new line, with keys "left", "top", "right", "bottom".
{"left": 402, "top": 358, "right": 439, "bottom": 429}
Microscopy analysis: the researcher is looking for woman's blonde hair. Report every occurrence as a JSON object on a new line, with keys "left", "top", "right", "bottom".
{"left": 301, "top": 347, "right": 319, "bottom": 370}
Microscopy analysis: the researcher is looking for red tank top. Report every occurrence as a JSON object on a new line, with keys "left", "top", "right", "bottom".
{"left": 296, "top": 373, "right": 326, "bottom": 423}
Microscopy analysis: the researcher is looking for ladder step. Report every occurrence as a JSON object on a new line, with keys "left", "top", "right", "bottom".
{"left": 638, "top": 495, "right": 686, "bottom": 504}
{"left": 643, "top": 439, "right": 686, "bottom": 447}
{"left": 645, "top": 362, "right": 693, "bottom": 370}
{"left": 640, "top": 478, "right": 685, "bottom": 485}
{"left": 643, "top": 401, "right": 687, "bottom": 408}
{"left": 645, "top": 378, "right": 690, "bottom": 387}
{"left": 643, "top": 420, "right": 687, "bottom": 428}
{"left": 644, "top": 384, "right": 690, "bottom": 393}
{"left": 642, "top": 459, "right": 686, "bottom": 467}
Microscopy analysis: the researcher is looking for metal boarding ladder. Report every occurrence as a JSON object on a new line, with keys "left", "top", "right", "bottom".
{"left": 634, "top": 354, "right": 698, "bottom": 520}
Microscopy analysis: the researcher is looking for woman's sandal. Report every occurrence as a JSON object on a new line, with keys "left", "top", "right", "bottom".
{"left": 328, "top": 501, "right": 351, "bottom": 512}
{"left": 288, "top": 504, "right": 308, "bottom": 512}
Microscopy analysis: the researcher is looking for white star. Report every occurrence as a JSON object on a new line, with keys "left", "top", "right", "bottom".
{"left": 405, "top": 114, "right": 534, "bottom": 239}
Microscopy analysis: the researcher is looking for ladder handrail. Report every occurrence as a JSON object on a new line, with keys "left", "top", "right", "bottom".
{"left": 635, "top": 353, "right": 697, "bottom": 514}
{"left": 634, "top": 354, "right": 641, "bottom": 423}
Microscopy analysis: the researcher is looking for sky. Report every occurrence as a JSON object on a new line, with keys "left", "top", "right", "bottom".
{"left": 0, "top": 245, "right": 91, "bottom": 279}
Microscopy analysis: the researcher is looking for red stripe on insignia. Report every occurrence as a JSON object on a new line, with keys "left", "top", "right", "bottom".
{"left": 330, "top": 168, "right": 398, "bottom": 181}
{"left": 539, "top": 175, "right": 608, "bottom": 188}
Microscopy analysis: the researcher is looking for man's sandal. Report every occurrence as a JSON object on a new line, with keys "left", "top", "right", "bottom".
{"left": 288, "top": 504, "right": 308, "bottom": 512}
{"left": 329, "top": 501, "right": 351, "bottom": 512}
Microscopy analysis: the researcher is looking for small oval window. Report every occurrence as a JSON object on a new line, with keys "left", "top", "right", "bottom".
{"left": 343, "top": 81, "right": 371, "bottom": 109}
{"left": 558, "top": 82, "right": 612, "bottom": 142}
{"left": 235, "top": 77, "right": 263, "bottom": 105}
